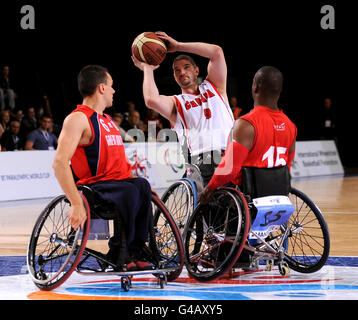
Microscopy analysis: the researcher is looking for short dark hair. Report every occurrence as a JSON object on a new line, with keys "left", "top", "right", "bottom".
{"left": 255, "top": 66, "right": 283, "bottom": 98}
{"left": 172, "top": 54, "right": 197, "bottom": 69}
{"left": 77, "top": 65, "right": 108, "bottom": 98}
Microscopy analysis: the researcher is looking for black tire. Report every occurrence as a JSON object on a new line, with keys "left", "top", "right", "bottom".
{"left": 27, "top": 193, "right": 90, "bottom": 290}
{"left": 283, "top": 187, "right": 330, "bottom": 273}
{"left": 161, "top": 180, "right": 195, "bottom": 233}
{"left": 183, "top": 188, "right": 250, "bottom": 282}
{"left": 151, "top": 194, "right": 184, "bottom": 282}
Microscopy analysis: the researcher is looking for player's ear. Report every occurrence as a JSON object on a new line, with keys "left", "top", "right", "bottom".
{"left": 98, "top": 83, "right": 105, "bottom": 94}
{"left": 195, "top": 66, "right": 199, "bottom": 77}
{"left": 252, "top": 78, "right": 259, "bottom": 93}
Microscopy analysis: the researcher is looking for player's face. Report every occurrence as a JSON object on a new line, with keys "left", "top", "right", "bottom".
{"left": 103, "top": 73, "right": 115, "bottom": 107}
{"left": 173, "top": 60, "right": 199, "bottom": 89}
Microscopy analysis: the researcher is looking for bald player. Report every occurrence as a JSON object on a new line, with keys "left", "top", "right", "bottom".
{"left": 199, "top": 66, "right": 297, "bottom": 203}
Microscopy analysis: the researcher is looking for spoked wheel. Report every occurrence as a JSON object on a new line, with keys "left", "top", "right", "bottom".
{"left": 183, "top": 187, "right": 250, "bottom": 282}
{"left": 281, "top": 187, "right": 330, "bottom": 273}
{"left": 27, "top": 194, "right": 90, "bottom": 290}
{"left": 151, "top": 194, "right": 184, "bottom": 282}
{"left": 161, "top": 180, "right": 195, "bottom": 233}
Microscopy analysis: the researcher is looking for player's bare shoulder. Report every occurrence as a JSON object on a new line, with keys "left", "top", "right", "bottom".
{"left": 61, "top": 111, "right": 92, "bottom": 145}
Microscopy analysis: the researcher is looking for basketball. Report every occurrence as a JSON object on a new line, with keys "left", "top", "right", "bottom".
{"left": 132, "top": 32, "right": 167, "bottom": 66}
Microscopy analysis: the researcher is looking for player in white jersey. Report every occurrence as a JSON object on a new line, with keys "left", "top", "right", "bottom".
{"left": 132, "top": 32, "right": 234, "bottom": 185}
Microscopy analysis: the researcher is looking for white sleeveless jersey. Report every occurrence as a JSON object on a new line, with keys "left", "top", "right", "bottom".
{"left": 172, "top": 79, "right": 234, "bottom": 156}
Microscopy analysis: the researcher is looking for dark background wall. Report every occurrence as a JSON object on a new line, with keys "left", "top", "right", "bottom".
{"left": 1, "top": 1, "right": 355, "bottom": 166}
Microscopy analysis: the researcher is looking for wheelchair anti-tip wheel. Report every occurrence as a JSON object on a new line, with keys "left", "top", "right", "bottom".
{"left": 27, "top": 193, "right": 90, "bottom": 290}
{"left": 183, "top": 187, "right": 250, "bottom": 282}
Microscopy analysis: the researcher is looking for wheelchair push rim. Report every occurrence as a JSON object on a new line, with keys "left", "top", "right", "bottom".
{"left": 161, "top": 179, "right": 195, "bottom": 232}
{"left": 183, "top": 187, "right": 250, "bottom": 281}
{"left": 282, "top": 187, "right": 330, "bottom": 273}
{"left": 27, "top": 193, "right": 90, "bottom": 290}
{"left": 151, "top": 194, "right": 184, "bottom": 281}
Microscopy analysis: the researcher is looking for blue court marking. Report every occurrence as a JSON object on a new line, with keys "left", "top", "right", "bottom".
{"left": 274, "top": 292, "right": 326, "bottom": 298}
{"left": 65, "top": 282, "right": 358, "bottom": 300}
{"left": 2, "top": 255, "right": 358, "bottom": 277}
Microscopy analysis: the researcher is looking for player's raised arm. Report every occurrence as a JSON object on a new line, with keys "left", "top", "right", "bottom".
{"left": 156, "top": 32, "right": 227, "bottom": 100}
{"left": 132, "top": 55, "right": 177, "bottom": 125}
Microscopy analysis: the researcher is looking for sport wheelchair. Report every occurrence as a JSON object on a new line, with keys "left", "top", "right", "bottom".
{"left": 161, "top": 163, "right": 204, "bottom": 233}
{"left": 27, "top": 185, "right": 184, "bottom": 291}
{"left": 182, "top": 165, "right": 330, "bottom": 282}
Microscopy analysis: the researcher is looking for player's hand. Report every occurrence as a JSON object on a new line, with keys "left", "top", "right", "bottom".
{"left": 198, "top": 186, "right": 215, "bottom": 205}
{"left": 68, "top": 203, "right": 87, "bottom": 230}
{"left": 131, "top": 55, "right": 160, "bottom": 71}
{"left": 151, "top": 187, "right": 159, "bottom": 198}
{"left": 155, "top": 31, "right": 180, "bottom": 52}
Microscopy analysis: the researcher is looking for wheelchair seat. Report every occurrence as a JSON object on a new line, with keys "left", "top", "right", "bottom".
{"left": 241, "top": 165, "right": 291, "bottom": 200}
{"left": 78, "top": 185, "right": 119, "bottom": 220}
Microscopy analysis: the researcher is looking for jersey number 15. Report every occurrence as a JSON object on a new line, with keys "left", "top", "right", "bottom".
{"left": 262, "top": 146, "right": 287, "bottom": 168}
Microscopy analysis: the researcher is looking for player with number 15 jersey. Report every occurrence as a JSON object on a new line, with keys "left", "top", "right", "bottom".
{"left": 200, "top": 66, "right": 297, "bottom": 202}
{"left": 238, "top": 105, "right": 296, "bottom": 170}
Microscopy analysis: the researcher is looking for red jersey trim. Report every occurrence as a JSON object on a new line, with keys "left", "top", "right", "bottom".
{"left": 205, "top": 79, "right": 234, "bottom": 122}
{"left": 174, "top": 96, "right": 188, "bottom": 130}
{"left": 173, "top": 96, "right": 193, "bottom": 152}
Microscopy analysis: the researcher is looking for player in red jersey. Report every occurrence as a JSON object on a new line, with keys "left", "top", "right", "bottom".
{"left": 53, "top": 65, "right": 152, "bottom": 271}
{"left": 199, "top": 66, "right": 297, "bottom": 203}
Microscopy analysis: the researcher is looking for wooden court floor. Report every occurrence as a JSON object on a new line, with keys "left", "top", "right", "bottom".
{"left": 1, "top": 175, "right": 357, "bottom": 257}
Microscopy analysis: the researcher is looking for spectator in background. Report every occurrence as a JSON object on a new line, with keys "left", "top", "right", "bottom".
{"left": 122, "top": 110, "right": 142, "bottom": 131}
{"left": 12, "top": 108, "right": 24, "bottom": 123}
{"left": 24, "top": 115, "right": 58, "bottom": 150}
{"left": 143, "top": 109, "right": 163, "bottom": 141}
{"left": 0, "top": 65, "right": 16, "bottom": 111}
{"left": 320, "top": 97, "right": 337, "bottom": 143}
{"left": 230, "top": 96, "right": 244, "bottom": 119}
{"left": 121, "top": 110, "right": 145, "bottom": 142}
{"left": 123, "top": 100, "right": 136, "bottom": 122}
{"left": 48, "top": 117, "right": 61, "bottom": 138}
{"left": 21, "top": 106, "right": 38, "bottom": 138}
{"left": 36, "top": 94, "right": 53, "bottom": 119}
{"left": 112, "top": 112, "right": 134, "bottom": 142}
{"left": 0, "top": 120, "right": 24, "bottom": 151}
{"left": 0, "top": 110, "right": 10, "bottom": 139}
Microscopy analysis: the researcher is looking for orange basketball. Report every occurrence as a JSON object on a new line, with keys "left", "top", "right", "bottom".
{"left": 132, "top": 32, "right": 167, "bottom": 66}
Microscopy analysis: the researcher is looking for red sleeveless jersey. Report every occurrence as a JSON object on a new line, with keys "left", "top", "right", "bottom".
{"left": 71, "top": 105, "right": 132, "bottom": 185}
{"left": 240, "top": 106, "right": 297, "bottom": 168}
{"left": 232, "top": 106, "right": 296, "bottom": 185}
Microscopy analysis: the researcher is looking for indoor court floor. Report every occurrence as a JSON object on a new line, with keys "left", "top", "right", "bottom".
{"left": 1, "top": 174, "right": 358, "bottom": 300}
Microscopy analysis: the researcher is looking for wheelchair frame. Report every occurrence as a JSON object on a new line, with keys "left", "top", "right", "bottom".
{"left": 27, "top": 187, "right": 184, "bottom": 292}
{"left": 162, "top": 165, "right": 330, "bottom": 281}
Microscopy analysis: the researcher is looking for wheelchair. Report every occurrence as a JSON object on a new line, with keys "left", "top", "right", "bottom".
{"left": 27, "top": 185, "right": 184, "bottom": 291}
{"left": 161, "top": 163, "right": 204, "bottom": 233}
{"left": 182, "top": 165, "right": 330, "bottom": 282}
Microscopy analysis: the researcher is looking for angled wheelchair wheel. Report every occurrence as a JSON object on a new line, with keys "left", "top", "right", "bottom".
{"left": 183, "top": 187, "right": 250, "bottom": 282}
{"left": 282, "top": 187, "right": 330, "bottom": 273}
{"left": 161, "top": 180, "right": 195, "bottom": 232}
{"left": 151, "top": 194, "right": 184, "bottom": 281}
{"left": 27, "top": 193, "right": 90, "bottom": 290}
